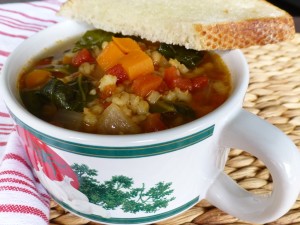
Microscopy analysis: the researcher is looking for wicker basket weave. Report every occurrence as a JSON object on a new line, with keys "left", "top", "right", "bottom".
{"left": 49, "top": 34, "right": 300, "bottom": 225}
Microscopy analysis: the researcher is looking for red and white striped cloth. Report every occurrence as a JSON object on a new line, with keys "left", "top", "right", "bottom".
{"left": 0, "top": 1, "right": 65, "bottom": 224}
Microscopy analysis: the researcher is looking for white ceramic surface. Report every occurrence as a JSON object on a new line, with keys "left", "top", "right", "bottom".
{"left": 1, "top": 20, "right": 300, "bottom": 225}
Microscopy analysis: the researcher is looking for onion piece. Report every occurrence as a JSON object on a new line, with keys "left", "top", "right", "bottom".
{"left": 97, "top": 103, "right": 141, "bottom": 134}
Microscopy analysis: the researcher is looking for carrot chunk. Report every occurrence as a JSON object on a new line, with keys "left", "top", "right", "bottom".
{"left": 24, "top": 69, "right": 51, "bottom": 89}
{"left": 112, "top": 37, "right": 141, "bottom": 53}
{"left": 62, "top": 55, "right": 72, "bottom": 64}
{"left": 131, "top": 73, "right": 163, "bottom": 97}
{"left": 119, "top": 50, "right": 154, "bottom": 80}
{"left": 96, "top": 41, "right": 125, "bottom": 71}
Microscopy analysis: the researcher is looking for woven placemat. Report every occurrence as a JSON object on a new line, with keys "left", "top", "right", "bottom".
{"left": 49, "top": 34, "right": 300, "bottom": 225}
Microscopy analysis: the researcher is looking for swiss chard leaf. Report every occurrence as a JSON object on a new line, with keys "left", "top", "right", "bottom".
{"left": 150, "top": 100, "right": 196, "bottom": 119}
{"left": 149, "top": 100, "right": 176, "bottom": 113}
{"left": 41, "top": 79, "right": 77, "bottom": 111}
{"left": 20, "top": 90, "right": 49, "bottom": 118}
{"left": 173, "top": 102, "right": 196, "bottom": 119}
{"left": 40, "top": 76, "right": 91, "bottom": 112}
{"left": 158, "top": 43, "right": 205, "bottom": 69}
{"left": 73, "top": 29, "right": 114, "bottom": 52}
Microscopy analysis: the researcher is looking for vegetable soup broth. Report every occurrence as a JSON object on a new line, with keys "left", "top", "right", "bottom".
{"left": 19, "top": 29, "right": 232, "bottom": 134}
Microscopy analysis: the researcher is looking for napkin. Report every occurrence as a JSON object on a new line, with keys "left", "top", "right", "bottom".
{"left": 0, "top": 1, "right": 65, "bottom": 224}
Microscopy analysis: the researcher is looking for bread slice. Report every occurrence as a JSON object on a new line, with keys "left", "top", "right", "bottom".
{"left": 58, "top": 0, "right": 295, "bottom": 50}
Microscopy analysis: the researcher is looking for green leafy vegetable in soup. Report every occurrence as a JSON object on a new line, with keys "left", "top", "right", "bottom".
{"left": 19, "top": 29, "right": 232, "bottom": 134}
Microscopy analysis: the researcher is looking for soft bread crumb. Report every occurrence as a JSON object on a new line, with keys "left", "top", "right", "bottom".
{"left": 58, "top": 0, "right": 295, "bottom": 50}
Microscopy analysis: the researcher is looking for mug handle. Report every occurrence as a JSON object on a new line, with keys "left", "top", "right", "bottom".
{"left": 206, "top": 109, "right": 300, "bottom": 224}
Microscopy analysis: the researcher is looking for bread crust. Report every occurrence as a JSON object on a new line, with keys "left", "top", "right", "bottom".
{"left": 193, "top": 16, "right": 295, "bottom": 50}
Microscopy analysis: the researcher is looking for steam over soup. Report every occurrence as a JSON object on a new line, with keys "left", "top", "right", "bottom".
{"left": 19, "top": 29, "right": 232, "bottom": 134}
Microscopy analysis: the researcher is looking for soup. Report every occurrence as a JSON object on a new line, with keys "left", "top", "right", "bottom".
{"left": 19, "top": 29, "right": 231, "bottom": 134}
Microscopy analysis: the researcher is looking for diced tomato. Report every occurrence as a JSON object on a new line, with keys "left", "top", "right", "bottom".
{"left": 100, "top": 84, "right": 116, "bottom": 99}
{"left": 131, "top": 73, "right": 163, "bottom": 97}
{"left": 173, "top": 77, "right": 193, "bottom": 91}
{"left": 106, "top": 64, "right": 129, "bottom": 84}
{"left": 191, "top": 76, "right": 209, "bottom": 90}
{"left": 164, "top": 66, "right": 192, "bottom": 91}
{"left": 36, "top": 57, "right": 53, "bottom": 66}
{"left": 102, "top": 101, "right": 112, "bottom": 109}
{"left": 72, "top": 48, "right": 95, "bottom": 67}
{"left": 164, "top": 66, "right": 179, "bottom": 87}
{"left": 143, "top": 113, "right": 167, "bottom": 132}
{"left": 156, "top": 81, "right": 169, "bottom": 93}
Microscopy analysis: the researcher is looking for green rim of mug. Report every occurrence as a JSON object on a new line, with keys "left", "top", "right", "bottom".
{"left": 11, "top": 111, "right": 214, "bottom": 158}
